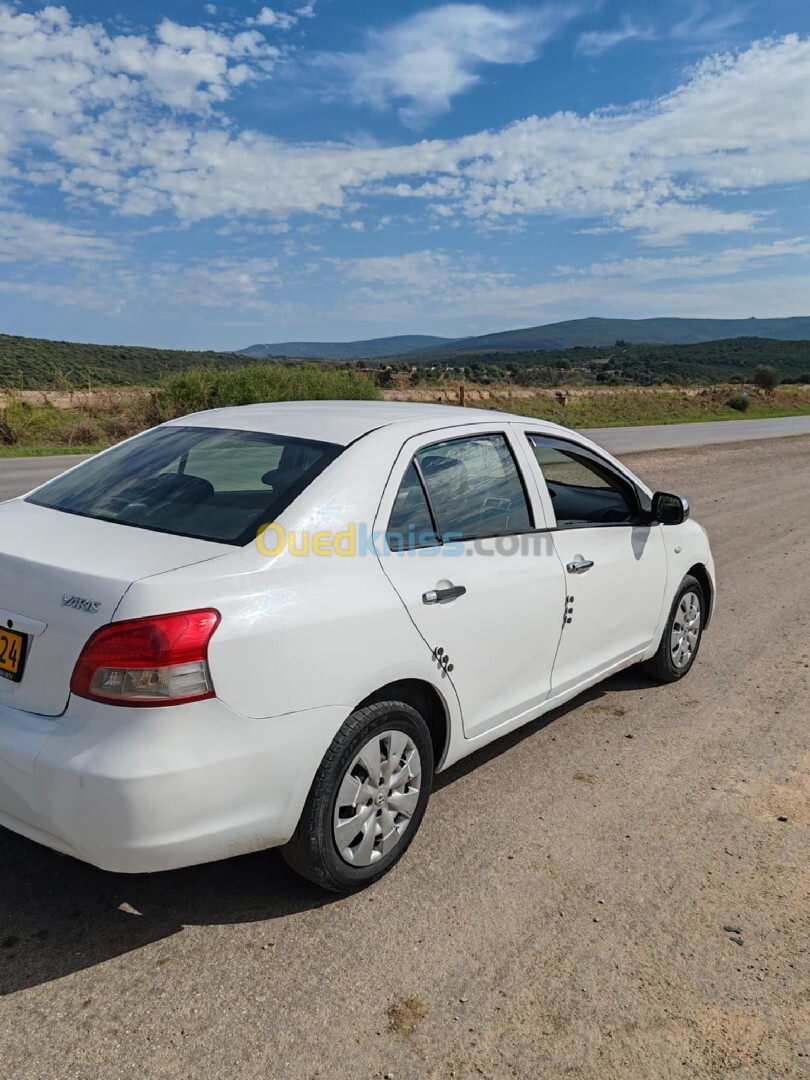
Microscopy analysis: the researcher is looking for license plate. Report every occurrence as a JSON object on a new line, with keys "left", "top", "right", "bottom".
{"left": 0, "top": 628, "right": 27, "bottom": 682}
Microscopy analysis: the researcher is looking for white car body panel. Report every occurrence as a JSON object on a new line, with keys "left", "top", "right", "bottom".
{"left": 548, "top": 524, "right": 667, "bottom": 694}
{"left": 0, "top": 401, "right": 716, "bottom": 873}
{"left": 373, "top": 423, "right": 566, "bottom": 739}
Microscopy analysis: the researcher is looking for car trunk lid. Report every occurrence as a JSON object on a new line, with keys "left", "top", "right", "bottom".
{"left": 0, "top": 500, "right": 232, "bottom": 716}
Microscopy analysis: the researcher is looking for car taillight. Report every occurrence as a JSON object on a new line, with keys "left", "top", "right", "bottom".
{"left": 70, "top": 609, "right": 221, "bottom": 707}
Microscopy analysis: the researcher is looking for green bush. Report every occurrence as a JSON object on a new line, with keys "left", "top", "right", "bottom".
{"left": 727, "top": 392, "right": 750, "bottom": 412}
{"left": 154, "top": 363, "right": 380, "bottom": 421}
{"left": 752, "top": 364, "right": 780, "bottom": 390}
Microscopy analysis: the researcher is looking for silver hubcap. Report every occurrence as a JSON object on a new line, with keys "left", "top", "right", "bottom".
{"left": 333, "top": 730, "right": 422, "bottom": 867}
{"left": 670, "top": 590, "right": 701, "bottom": 669}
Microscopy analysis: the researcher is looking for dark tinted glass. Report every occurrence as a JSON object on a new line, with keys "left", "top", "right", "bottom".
{"left": 416, "top": 434, "right": 531, "bottom": 538}
{"left": 530, "top": 439, "right": 634, "bottom": 526}
{"left": 27, "top": 425, "right": 341, "bottom": 545}
{"left": 386, "top": 463, "right": 438, "bottom": 551}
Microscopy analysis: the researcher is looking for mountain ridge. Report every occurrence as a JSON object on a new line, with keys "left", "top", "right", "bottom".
{"left": 239, "top": 335, "right": 456, "bottom": 360}
{"left": 240, "top": 316, "right": 810, "bottom": 359}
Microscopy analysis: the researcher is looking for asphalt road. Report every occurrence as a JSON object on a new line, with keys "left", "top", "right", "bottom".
{"left": 2, "top": 415, "right": 810, "bottom": 501}
{"left": 1, "top": 434, "right": 808, "bottom": 1078}
{"left": 586, "top": 413, "right": 810, "bottom": 455}
{"left": 0, "top": 454, "right": 91, "bottom": 502}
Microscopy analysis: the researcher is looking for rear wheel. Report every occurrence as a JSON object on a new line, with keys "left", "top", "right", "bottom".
{"left": 644, "top": 574, "right": 705, "bottom": 683}
{"left": 281, "top": 700, "right": 434, "bottom": 892}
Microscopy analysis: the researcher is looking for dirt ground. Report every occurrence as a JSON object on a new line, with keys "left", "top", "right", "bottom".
{"left": 1, "top": 436, "right": 808, "bottom": 1079}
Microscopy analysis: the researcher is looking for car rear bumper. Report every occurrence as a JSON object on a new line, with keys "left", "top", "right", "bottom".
{"left": 0, "top": 696, "right": 347, "bottom": 873}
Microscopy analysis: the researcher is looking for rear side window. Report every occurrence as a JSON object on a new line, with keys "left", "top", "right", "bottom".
{"left": 529, "top": 437, "right": 636, "bottom": 527}
{"left": 27, "top": 426, "right": 341, "bottom": 545}
{"left": 415, "top": 434, "right": 532, "bottom": 539}
{"left": 386, "top": 463, "right": 439, "bottom": 551}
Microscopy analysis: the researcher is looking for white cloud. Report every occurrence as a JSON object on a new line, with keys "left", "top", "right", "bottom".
{"left": 0, "top": 210, "right": 118, "bottom": 265}
{"left": 1, "top": 5, "right": 810, "bottom": 250}
{"left": 577, "top": 17, "right": 656, "bottom": 57}
{"left": 328, "top": 249, "right": 513, "bottom": 300}
{"left": 144, "top": 256, "right": 282, "bottom": 311}
{"left": 3, "top": 233, "right": 809, "bottom": 337}
{"left": 317, "top": 239, "right": 810, "bottom": 330}
{"left": 324, "top": 3, "right": 580, "bottom": 127}
{"left": 576, "top": 5, "right": 748, "bottom": 57}
{"left": 671, "top": 4, "right": 748, "bottom": 46}
{"left": 0, "top": 2, "right": 279, "bottom": 152}
{"left": 0, "top": 253, "right": 285, "bottom": 319}
{"left": 248, "top": 7, "right": 299, "bottom": 31}
{"left": 559, "top": 238, "right": 810, "bottom": 282}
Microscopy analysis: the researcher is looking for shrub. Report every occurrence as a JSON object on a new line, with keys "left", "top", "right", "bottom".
{"left": 153, "top": 363, "right": 380, "bottom": 421}
{"left": 101, "top": 415, "right": 144, "bottom": 440}
{"left": 752, "top": 364, "right": 780, "bottom": 390}
{"left": 68, "top": 419, "right": 103, "bottom": 445}
{"left": 727, "top": 392, "right": 750, "bottom": 412}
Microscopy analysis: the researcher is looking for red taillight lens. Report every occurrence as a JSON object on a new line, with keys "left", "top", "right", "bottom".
{"left": 71, "top": 609, "right": 221, "bottom": 707}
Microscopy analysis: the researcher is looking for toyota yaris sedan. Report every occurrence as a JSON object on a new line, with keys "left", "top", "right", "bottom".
{"left": 0, "top": 402, "right": 714, "bottom": 891}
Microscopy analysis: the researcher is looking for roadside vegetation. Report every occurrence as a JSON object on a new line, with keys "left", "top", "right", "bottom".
{"left": 472, "top": 384, "right": 810, "bottom": 428}
{"left": 1, "top": 362, "right": 809, "bottom": 457}
{"left": 0, "top": 364, "right": 379, "bottom": 456}
{"left": 2, "top": 331, "right": 809, "bottom": 456}
{"left": 153, "top": 363, "right": 378, "bottom": 420}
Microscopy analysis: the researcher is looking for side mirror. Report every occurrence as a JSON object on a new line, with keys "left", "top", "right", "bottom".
{"left": 652, "top": 491, "right": 690, "bottom": 525}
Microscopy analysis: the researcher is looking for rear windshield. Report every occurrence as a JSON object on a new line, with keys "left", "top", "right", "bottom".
{"left": 26, "top": 426, "right": 342, "bottom": 545}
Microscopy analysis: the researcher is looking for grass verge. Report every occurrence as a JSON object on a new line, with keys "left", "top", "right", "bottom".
{"left": 484, "top": 387, "right": 810, "bottom": 428}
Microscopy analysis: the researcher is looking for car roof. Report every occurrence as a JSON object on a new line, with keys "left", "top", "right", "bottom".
{"left": 166, "top": 399, "right": 571, "bottom": 446}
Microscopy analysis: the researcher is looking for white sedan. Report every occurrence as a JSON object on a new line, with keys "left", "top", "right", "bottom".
{"left": 0, "top": 402, "right": 715, "bottom": 891}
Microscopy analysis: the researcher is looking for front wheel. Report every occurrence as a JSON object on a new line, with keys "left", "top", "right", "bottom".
{"left": 644, "top": 574, "right": 705, "bottom": 683}
{"left": 281, "top": 701, "right": 434, "bottom": 892}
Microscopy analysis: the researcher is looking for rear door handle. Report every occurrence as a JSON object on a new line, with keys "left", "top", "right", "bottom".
{"left": 566, "top": 559, "right": 594, "bottom": 574}
{"left": 422, "top": 585, "right": 467, "bottom": 605}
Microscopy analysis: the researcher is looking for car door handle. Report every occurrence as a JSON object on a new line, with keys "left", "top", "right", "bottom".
{"left": 566, "top": 558, "right": 594, "bottom": 574}
{"left": 422, "top": 585, "right": 467, "bottom": 605}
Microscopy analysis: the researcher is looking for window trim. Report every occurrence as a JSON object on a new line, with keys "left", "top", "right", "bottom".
{"left": 386, "top": 429, "right": 537, "bottom": 548}
{"left": 525, "top": 433, "right": 650, "bottom": 531}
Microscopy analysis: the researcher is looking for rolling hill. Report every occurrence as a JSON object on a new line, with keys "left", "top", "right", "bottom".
{"left": 1, "top": 323, "right": 809, "bottom": 390}
{"left": 239, "top": 335, "right": 456, "bottom": 360}
{"left": 0, "top": 334, "right": 248, "bottom": 388}
{"left": 401, "top": 316, "right": 810, "bottom": 354}
{"left": 241, "top": 317, "right": 810, "bottom": 359}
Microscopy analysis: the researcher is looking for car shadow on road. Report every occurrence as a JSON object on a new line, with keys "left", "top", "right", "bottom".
{"left": 434, "top": 667, "right": 659, "bottom": 792}
{"left": 0, "top": 838, "right": 336, "bottom": 996}
{"left": 0, "top": 668, "right": 658, "bottom": 996}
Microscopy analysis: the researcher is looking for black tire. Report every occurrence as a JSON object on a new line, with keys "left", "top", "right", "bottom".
{"left": 281, "top": 700, "right": 434, "bottom": 892}
{"left": 643, "top": 574, "right": 705, "bottom": 683}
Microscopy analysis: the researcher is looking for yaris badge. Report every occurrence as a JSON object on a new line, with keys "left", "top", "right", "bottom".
{"left": 62, "top": 595, "right": 102, "bottom": 614}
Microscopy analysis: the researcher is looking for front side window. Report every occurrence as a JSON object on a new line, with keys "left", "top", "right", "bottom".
{"left": 27, "top": 426, "right": 341, "bottom": 545}
{"left": 415, "top": 433, "right": 532, "bottom": 539}
{"left": 529, "top": 437, "right": 636, "bottom": 527}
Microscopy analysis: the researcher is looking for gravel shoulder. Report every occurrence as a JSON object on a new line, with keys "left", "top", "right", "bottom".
{"left": 1, "top": 436, "right": 809, "bottom": 1079}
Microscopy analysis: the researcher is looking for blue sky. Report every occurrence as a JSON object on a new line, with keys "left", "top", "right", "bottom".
{"left": 2, "top": 1, "right": 810, "bottom": 349}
